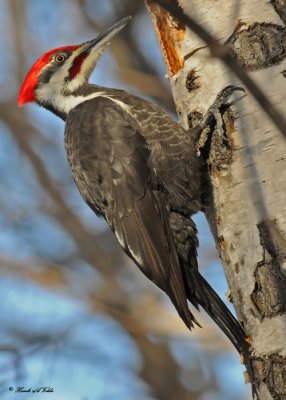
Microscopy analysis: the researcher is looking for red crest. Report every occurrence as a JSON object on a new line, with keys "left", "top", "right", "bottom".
{"left": 18, "top": 45, "right": 79, "bottom": 106}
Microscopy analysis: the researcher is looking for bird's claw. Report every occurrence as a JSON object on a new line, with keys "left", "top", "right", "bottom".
{"left": 196, "top": 85, "right": 246, "bottom": 154}
{"left": 202, "top": 85, "right": 246, "bottom": 128}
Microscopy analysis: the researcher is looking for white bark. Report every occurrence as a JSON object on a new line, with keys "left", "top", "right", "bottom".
{"left": 147, "top": 0, "right": 286, "bottom": 398}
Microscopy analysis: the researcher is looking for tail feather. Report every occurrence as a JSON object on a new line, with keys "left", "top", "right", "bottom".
{"left": 185, "top": 267, "right": 248, "bottom": 354}
{"left": 187, "top": 269, "right": 258, "bottom": 398}
{"left": 169, "top": 211, "right": 248, "bottom": 352}
{"left": 169, "top": 211, "right": 257, "bottom": 395}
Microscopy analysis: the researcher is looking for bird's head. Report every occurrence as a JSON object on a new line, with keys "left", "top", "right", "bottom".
{"left": 18, "top": 16, "right": 131, "bottom": 117}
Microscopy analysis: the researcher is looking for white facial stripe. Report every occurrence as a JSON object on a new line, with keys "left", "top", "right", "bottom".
{"left": 36, "top": 48, "right": 106, "bottom": 105}
{"left": 36, "top": 46, "right": 131, "bottom": 116}
{"left": 50, "top": 56, "right": 73, "bottom": 84}
{"left": 65, "top": 49, "right": 104, "bottom": 92}
{"left": 36, "top": 53, "right": 75, "bottom": 103}
{"left": 37, "top": 86, "right": 131, "bottom": 116}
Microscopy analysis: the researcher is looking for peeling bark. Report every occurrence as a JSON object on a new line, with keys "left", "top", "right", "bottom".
{"left": 146, "top": 0, "right": 185, "bottom": 75}
{"left": 147, "top": 0, "right": 286, "bottom": 398}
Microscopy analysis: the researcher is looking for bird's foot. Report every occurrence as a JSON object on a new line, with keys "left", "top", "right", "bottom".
{"left": 197, "top": 85, "right": 246, "bottom": 155}
{"left": 202, "top": 85, "right": 246, "bottom": 132}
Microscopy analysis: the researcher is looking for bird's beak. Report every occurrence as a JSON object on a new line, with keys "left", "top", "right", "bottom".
{"left": 76, "top": 16, "right": 132, "bottom": 57}
{"left": 65, "top": 16, "right": 132, "bottom": 87}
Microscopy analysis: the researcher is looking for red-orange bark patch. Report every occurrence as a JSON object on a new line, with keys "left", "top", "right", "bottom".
{"left": 146, "top": 0, "right": 186, "bottom": 76}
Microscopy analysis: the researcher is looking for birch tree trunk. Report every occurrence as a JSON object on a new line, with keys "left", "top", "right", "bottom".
{"left": 146, "top": 1, "right": 286, "bottom": 398}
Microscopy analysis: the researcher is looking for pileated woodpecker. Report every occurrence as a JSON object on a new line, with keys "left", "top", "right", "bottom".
{"left": 18, "top": 17, "right": 251, "bottom": 366}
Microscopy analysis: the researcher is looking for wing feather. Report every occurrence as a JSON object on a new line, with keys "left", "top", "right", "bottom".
{"left": 66, "top": 97, "right": 196, "bottom": 329}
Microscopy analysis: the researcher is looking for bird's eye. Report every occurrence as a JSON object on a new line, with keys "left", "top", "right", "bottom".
{"left": 54, "top": 54, "right": 66, "bottom": 64}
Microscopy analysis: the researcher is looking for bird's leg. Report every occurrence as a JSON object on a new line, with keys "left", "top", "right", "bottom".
{"left": 197, "top": 85, "right": 246, "bottom": 212}
{"left": 203, "top": 85, "right": 246, "bottom": 130}
{"left": 197, "top": 85, "right": 246, "bottom": 153}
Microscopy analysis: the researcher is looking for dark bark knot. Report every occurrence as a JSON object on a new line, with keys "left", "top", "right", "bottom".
{"left": 228, "top": 23, "right": 286, "bottom": 71}
{"left": 251, "top": 219, "right": 286, "bottom": 318}
{"left": 185, "top": 69, "right": 200, "bottom": 92}
{"left": 188, "top": 111, "right": 203, "bottom": 129}
{"left": 253, "top": 354, "right": 286, "bottom": 399}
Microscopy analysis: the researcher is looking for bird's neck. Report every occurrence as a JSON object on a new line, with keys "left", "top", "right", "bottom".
{"left": 38, "top": 84, "right": 108, "bottom": 121}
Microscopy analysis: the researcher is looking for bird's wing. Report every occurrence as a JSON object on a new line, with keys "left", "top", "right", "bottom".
{"left": 66, "top": 97, "right": 196, "bottom": 329}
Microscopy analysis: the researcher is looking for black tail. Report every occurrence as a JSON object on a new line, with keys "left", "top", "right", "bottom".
{"left": 169, "top": 211, "right": 257, "bottom": 397}
{"left": 185, "top": 267, "right": 248, "bottom": 354}
{"left": 169, "top": 211, "right": 248, "bottom": 351}
{"left": 185, "top": 267, "right": 258, "bottom": 398}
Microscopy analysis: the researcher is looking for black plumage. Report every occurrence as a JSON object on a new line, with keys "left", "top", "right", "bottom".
{"left": 63, "top": 85, "right": 249, "bottom": 355}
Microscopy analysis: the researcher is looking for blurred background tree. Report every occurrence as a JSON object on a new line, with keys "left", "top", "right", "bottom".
{"left": 0, "top": 0, "right": 250, "bottom": 399}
